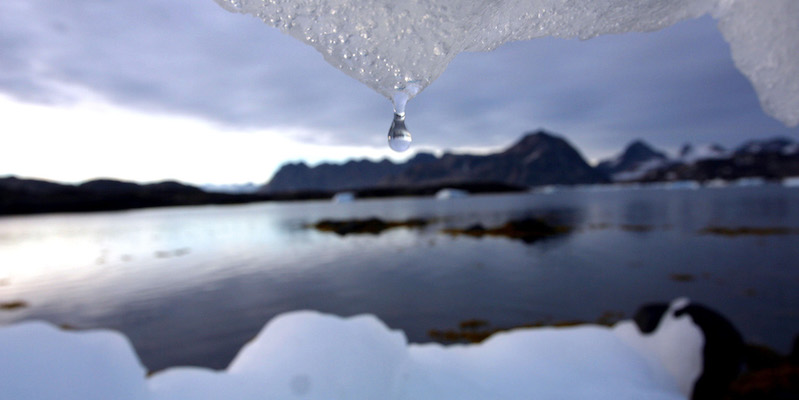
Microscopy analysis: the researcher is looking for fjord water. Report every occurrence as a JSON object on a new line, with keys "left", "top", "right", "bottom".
{"left": 1, "top": 185, "right": 798, "bottom": 371}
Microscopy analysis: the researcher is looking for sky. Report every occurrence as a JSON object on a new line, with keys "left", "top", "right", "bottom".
{"left": 1, "top": 0, "right": 797, "bottom": 186}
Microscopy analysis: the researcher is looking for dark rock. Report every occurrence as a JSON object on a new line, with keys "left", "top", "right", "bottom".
{"left": 0, "top": 300, "right": 28, "bottom": 310}
{"left": 443, "top": 217, "right": 569, "bottom": 244}
{"left": 632, "top": 303, "right": 670, "bottom": 334}
{"left": 744, "top": 344, "right": 787, "bottom": 371}
{"left": 675, "top": 303, "right": 745, "bottom": 400}
{"left": 312, "top": 218, "right": 428, "bottom": 236}
{"left": 791, "top": 335, "right": 799, "bottom": 365}
{"left": 463, "top": 224, "right": 487, "bottom": 235}
{"left": 633, "top": 301, "right": 745, "bottom": 400}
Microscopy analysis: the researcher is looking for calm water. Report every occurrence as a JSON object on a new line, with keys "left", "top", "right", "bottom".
{"left": 1, "top": 185, "right": 798, "bottom": 371}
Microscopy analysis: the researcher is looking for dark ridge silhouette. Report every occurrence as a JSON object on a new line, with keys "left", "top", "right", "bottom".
{"left": 3, "top": 132, "right": 799, "bottom": 216}
{"left": 263, "top": 130, "right": 609, "bottom": 194}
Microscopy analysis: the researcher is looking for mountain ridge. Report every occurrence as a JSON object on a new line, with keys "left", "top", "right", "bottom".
{"left": 262, "top": 132, "right": 799, "bottom": 193}
{"left": 3, "top": 131, "right": 798, "bottom": 216}
{"left": 264, "top": 130, "right": 609, "bottom": 193}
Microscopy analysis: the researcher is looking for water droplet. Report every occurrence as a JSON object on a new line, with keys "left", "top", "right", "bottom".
{"left": 388, "top": 112, "right": 412, "bottom": 152}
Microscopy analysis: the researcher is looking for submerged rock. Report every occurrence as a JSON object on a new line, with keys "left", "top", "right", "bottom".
{"left": 0, "top": 300, "right": 28, "bottom": 311}
{"left": 312, "top": 218, "right": 429, "bottom": 235}
{"left": 443, "top": 217, "right": 569, "bottom": 243}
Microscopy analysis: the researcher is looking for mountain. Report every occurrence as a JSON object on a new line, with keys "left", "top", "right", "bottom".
{"left": 5, "top": 133, "right": 797, "bottom": 216}
{"left": 0, "top": 177, "right": 275, "bottom": 216}
{"left": 596, "top": 140, "right": 669, "bottom": 182}
{"left": 261, "top": 153, "right": 437, "bottom": 193}
{"left": 638, "top": 137, "right": 799, "bottom": 182}
{"left": 678, "top": 143, "right": 728, "bottom": 163}
{"left": 734, "top": 137, "right": 798, "bottom": 156}
{"left": 262, "top": 130, "right": 608, "bottom": 193}
{"left": 381, "top": 130, "right": 607, "bottom": 187}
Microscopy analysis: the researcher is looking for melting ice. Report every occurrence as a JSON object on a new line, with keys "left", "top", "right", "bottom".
{"left": 214, "top": 0, "right": 799, "bottom": 132}
{"left": 0, "top": 299, "right": 705, "bottom": 400}
{"left": 388, "top": 112, "right": 412, "bottom": 152}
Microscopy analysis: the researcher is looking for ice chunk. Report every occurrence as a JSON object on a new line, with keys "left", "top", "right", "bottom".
{"left": 713, "top": 0, "right": 799, "bottom": 126}
{"left": 0, "top": 321, "right": 149, "bottom": 400}
{"left": 1, "top": 307, "right": 709, "bottom": 400}
{"left": 214, "top": 0, "right": 798, "bottom": 126}
{"left": 614, "top": 298, "right": 704, "bottom": 397}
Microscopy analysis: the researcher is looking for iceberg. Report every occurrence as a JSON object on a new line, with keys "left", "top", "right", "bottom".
{"left": 214, "top": 0, "right": 798, "bottom": 126}
{"left": 332, "top": 191, "right": 356, "bottom": 203}
{"left": 435, "top": 188, "right": 469, "bottom": 199}
{"left": 1, "top": 298, "right": 738, "bottom": 400}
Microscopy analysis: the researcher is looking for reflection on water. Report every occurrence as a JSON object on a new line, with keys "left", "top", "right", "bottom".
{"left": 1, "top": 185, "right": 799, "bottom": 371}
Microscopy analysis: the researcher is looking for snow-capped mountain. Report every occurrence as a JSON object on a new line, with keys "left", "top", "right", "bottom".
{"left": 596, "top": 140, "right": 669, "bottom": 182}
{"left": 678, "top": 143, "right": 729, "bottom": 164}
{"left": 734, "top": 137, "right": 798, "bottom": 156}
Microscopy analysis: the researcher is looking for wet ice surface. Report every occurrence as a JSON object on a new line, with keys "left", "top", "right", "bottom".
{"left": 215, "top": 0, "right": 798, "bottom": 126}
{"left": 0, "top": 299, "right": 699, "bottom": 400}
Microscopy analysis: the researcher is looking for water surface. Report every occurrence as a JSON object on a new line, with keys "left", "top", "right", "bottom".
{"left": 1, "top": 185, "right": 798, "bottom": 371}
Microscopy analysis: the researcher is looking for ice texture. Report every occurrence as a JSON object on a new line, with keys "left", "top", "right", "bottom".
{"left": 0, "top": 322, "right": 149, "bottom": 400}
{"left": 713, "top": 0, "right": 799, "bottom": 126}
{"left": 214, "top": 0, "right": 798, "bottom": 126}
{"left": 0, "top": 299, "right": 702, "bottom": 400}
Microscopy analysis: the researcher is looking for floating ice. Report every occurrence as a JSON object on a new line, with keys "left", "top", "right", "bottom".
{"left": 0, "top": 299, "right": 706, "bottom": 400}
{"left": 214, "top": 0, "right": 798, "bottom": 127}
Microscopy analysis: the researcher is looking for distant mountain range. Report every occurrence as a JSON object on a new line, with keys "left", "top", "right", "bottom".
{"left": 2, "top": 130, "right": 798, "bottom": 216}
{"left": 0, "top": 177, "right": 273, "bottom": 215}
{"left": 598, "top": 136, "right": 799, "bottom": 183}
{"left": 264, "top": 130, "right": 608, "bottom": 193}
{"left": 263, "top": 130, "right": 799, "bottom": 193}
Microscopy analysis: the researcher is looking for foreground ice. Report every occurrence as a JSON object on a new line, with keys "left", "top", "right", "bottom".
{"left": 215, "top": 0, "right": 798, "bottom": 126}
{"left": 0, "top": 299, "right": 704, "bottom": 400}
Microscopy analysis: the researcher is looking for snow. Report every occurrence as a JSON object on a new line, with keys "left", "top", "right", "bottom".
{"left": 679, "top": 144, "right": 729, "bottom": 164}
{"left": 214, "top": 0, "right": 799, "bottom": 126}
{"left": 0, "top": 299, "right": 705, "bottom": 400}
{"left": 612, "top": 158, "right": 669, "bottom": 182}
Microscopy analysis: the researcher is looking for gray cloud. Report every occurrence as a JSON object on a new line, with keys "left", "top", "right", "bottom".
{"left": 0, "top": 0, "right": 796, "bottom": 162}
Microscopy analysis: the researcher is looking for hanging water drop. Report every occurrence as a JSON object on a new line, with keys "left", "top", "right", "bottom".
{"left": 388, "top": 112, "right": 412, "bottom": 152}
{"left": 387, "top": 85, "right": 416, "bottom": 152}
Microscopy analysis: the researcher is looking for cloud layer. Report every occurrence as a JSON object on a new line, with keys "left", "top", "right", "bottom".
{"left": 1, "top": 0, "right": 796, "bottom": 166}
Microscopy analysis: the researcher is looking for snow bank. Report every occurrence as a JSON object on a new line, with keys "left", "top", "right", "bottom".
{"left": 214, "top": 0, "right": 798, "bottom": 126}
{"left": 0, "top": 299, "right": 705, "bottom": 400}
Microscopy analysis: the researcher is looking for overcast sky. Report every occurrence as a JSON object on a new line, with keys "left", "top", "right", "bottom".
{"left": 1, "top": 0, "right": 797, "bottom": 186}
